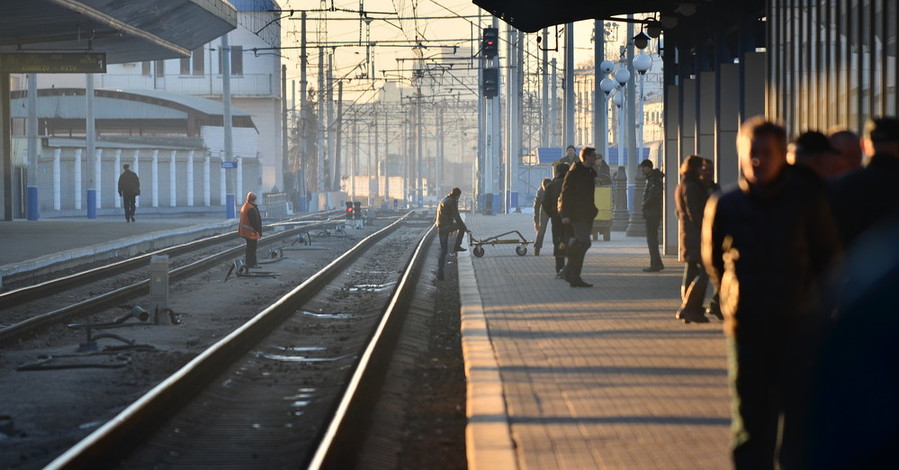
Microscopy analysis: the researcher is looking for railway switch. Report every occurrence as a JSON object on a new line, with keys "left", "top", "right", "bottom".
{"left": 149, "top": 255, "right": 169, "bottom": 322}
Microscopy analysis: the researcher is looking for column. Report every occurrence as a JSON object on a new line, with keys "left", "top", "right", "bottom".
{"left": 132, "top": 150, "right": 140, "bottom": 208}
{"left": 94, "top": 149, "right": 103, "bottom": 208}
{"left": 114, "top": 149, "right": 122, "bottom": 209}
{"left": 74, "top": 148, "right": 82, "bottom": 210}
{"left": 187, "top": 150, "right": 194, "bottom": 206}
{"left": 220, "top": 160, "right": 226, "bottom": 206}
{"left": 236, "top": 157, "right": 243, "bottom": 201}
{"left": 151, "top": 149, "right": 159, "bottom": 208}
{"left": 53, "top": 148, "right": 61, "bottom": 210}
{"left": 204, "top": 154, "right": 211, "bottom": 206}
{"left": 169, "top": 150, "right": 177, "bottom": 207}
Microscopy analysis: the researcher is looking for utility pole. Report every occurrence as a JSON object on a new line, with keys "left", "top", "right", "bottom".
{"left": 384, "top": 106, "right": 390, "bottom": 207}
{"left": 26, "top": 73, "right": 38, "bottom": 220}
{"left": 281, "top": 63, "right": 288, "bottom": 196}
{"left": 563, "top": 23, "right": 575, "bottom": 147}
{"left": 86, "top": 73, "right": 97, "bottom": 219}
{"left": 327, "top": 51, "right": 335, "bottom": 191}
{"left": 334, "top": 80, "right": 343, "bottom": 192}
{"left": 416, "top": 82, "right": 423, "bottom": 207}
{"left": 551, "top": 58, "right": 558, "bottom": 147}
{"left": 298, "top": 11, "right": 308, "bottom": 211}
{"left": 222, "top": 34, "right": 235, "bottom": 218}
{"left": 541, "top": 28, "right": 549, "bottom": 147}
{"left": 317, "top": 46, "right": 325, "bottom": 197}
{"left": 594, "top": 20, "right": 607, "bottom": 156}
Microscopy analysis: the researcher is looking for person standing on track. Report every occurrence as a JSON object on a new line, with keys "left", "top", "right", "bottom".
{"left": 238, "top": 192, "right": 263, "bottom": 268}
{"left": 117, "top": 164, "right": 140, "bottom": 223}
{"left": 435, "top": 187, "right": 468, "bottom": 281}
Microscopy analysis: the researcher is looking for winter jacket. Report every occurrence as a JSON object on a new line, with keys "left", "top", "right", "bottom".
{"left": 829, "top": 153, "right": 899, "bottom": 248}
{"left": 543, "top": 175, "right": 564, "bottom": 218}
{"left": 436, "top": 194, "right": 466, "bottom": 233}
{"left": 641, "top": 168, "right": 664, "bottom": 219}
{"left": 533, "top": 182, "right": 547, "bottom": 225}
{"left": 117, "top": 170, "right": 140, "bottom": 196}
{"left": 238, "top": 202, "right": 262, "bottom": 240}
{"left": 595, "top": 159, "right": 612, "bottom": 186}
{"left": 702, "top": 165, "right": 841, "bottom": 340}
{"left": 558, "top": 162, "right": 598, "bottom": 223}
{"left": 676, "top": 174, "right": 708, "bottom": 262}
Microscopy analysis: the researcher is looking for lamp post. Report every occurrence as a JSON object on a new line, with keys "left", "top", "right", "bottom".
{"left": 625, "top": 30, "right": 651, "bottom": 237}
{"left": 633, "top": 53, "right": 652, "bottom": 168}
{"left": 613, "top": 66, "right": 630, "bottom": 210}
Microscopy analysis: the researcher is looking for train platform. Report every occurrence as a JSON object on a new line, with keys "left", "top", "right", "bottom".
{"left": 0, "top": 213, "right": 236, "bottom": 288}
{"left": 459, "top": 212, "right": 731, "bottom": 470}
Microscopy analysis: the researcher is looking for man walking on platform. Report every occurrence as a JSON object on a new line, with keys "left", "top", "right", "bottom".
{"left": 543, "top": 163, "right": 570, "bottom": 275}
{"left": 703, "top": 117, "right": 840, "bottom": 470}
{"left": 532, "top": 178, "right": 551, "bottom": 256}
{"left": 238, "top": 192, "right": 263, "bottom": 268}
{"left": 558, "top": 147, "right": 598, "bottom": 288}
{"left": 117, "top": 164, "right": 140, "bottom": 222}
{"left": 640, "top": 159, "right": 665, "bottom": 272}
{"left": 435, "top": 187, "right": 467, "bottom": 281}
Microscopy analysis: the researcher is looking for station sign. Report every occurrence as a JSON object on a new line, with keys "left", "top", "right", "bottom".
{"left": 0, "top": 53, "right": 107, "bottom": 74}
{"left": 221, "top": 161, "right": 239, "bottom": 169}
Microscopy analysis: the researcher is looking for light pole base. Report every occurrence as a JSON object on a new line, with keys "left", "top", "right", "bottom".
{"left": 26, "top": 186, "right": 39, "bottom": 221}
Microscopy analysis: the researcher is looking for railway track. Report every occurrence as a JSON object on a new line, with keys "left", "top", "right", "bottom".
{"left": 0, "top": 211, "right": 375, "bottom": 345}
{"left": 41, "top": 215, "right": 438, "bottom": 469}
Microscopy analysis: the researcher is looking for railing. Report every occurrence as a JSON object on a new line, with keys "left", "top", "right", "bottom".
{"left": 29, "top": 73, "right": 275, "bottom": 97}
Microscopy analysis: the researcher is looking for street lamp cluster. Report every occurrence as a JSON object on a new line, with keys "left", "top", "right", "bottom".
{"left": 597, "top": 46, "right": 652, "bottom": 176}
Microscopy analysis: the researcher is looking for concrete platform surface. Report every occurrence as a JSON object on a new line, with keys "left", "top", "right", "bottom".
{"left": 460, "top": 213, "right": 730, "bottom": 470}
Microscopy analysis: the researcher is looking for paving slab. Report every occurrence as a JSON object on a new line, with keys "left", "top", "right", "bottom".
{"left": 460, "top": 213, "right": 730, "bottom": 470}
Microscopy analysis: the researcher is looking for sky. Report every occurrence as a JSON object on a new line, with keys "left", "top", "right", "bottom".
{"left": 274, "top": 0, "right": 615, "bottom": 102}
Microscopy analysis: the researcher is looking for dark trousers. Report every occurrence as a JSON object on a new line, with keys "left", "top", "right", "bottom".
{"left": 123, "top": 193, "right": 137, "bottom": 221}
{"left": 729, "top": 338, "right": 809, "bottom": 470}
{"left": 567, "top": 221, "right": 593, "bottom": 281}
{"left": 645, "top": 215, "right": 663, "bottom": 268}
{"left": 549, "top": 215, "right": 569, "bottom": 272}
{"left": 437, "top": 224, "right": 465, "bottom": 276}
{"left": 245, "top": 238, "right": 257, "bottom": 267}
{"left": 680, "top": 260, "right": 708, "bottom": 313}
{"left": 534, "top": 212, "right": 549, "bottom": 249}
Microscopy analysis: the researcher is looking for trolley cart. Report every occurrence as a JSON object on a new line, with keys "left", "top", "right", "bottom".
{"left": 467, "top": 230, "right": 532, "bottom": 257}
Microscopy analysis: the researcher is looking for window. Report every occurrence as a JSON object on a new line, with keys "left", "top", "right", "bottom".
{"left": 219, "top": 45, "right": 243, "bottom": 76}
{"left": 180, "top": 47, "right": 205, "bottom": 76}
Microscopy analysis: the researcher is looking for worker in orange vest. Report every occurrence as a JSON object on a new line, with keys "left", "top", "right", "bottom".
{"left": 238, "top": 192, "right": 262, "bottom": 268}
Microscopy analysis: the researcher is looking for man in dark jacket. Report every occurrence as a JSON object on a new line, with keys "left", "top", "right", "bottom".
{"left": 532, "top": 178, "right": 551, "bottom": 256}
{"left": 435, "top": 187, "right": 467, "bottom": 280}
{"left": 117, "top": 164, "right": 140, "bottom": 222}
{"left": 542, "top": 163, "right": 570, "bottom": 275}
{"left": 830, "top": 116, "right": 899, "bottom": 247}
{"left": 558, "top": 147, "right": 598, "bottom": 287}
{"left": 702, "top": 117, "right": 840, "bottom": 470}
{"left": 674, "top": 155, "right": 710, "bottom": 324}
{"left": 640, "top": 159, "right": 665, "bottom": 272}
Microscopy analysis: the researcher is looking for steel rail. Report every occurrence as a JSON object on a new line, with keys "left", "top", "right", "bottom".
{"left": 308, "top": 223, "right": 436, "bottom": 469}
{"left": 0, "top": 218, "right": 350, "bottom": 345}
{"left": 0, "top": 210, "right": 341, "bottom": 310}
{"left": 43, "top": 213, "right": 413, "bottom": 470}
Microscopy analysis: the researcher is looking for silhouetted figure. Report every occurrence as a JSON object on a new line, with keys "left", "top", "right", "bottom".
{"left": 558, "top": 147, "right": 598, "bottom": 287}
{"left": 674, "top": 155, "right": 710, "bottom": 324}
{"left": 532, "top": 178, "right": 551, "bottom": 256}
{"left": 117, "top": 164, "right": 140, "bottom": 222}
{"left": 543, "top": 163, "right": 570, "bottom": 275}
{"left": 827, "top": 128, "right": 863, "bottom": 176}
{"left": 640, "top": 159, "right": 665, "bottom": 272}
{"left": 435, "top": 187, "right": 467, "bottom": 280}
{"left": 238, "top": 192, "right": 262, "bottom": 268}
{"left": 703, "top": 117, "right": 840, "bottom": 470}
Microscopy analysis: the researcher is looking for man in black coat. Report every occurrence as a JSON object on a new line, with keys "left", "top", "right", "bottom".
{"left": 117, "top": 164, "right": 140, "bottom": 222}
{"left": 674, "top": 155, "right": 710, "bottom": 324}
{"left": 435, "top": 187, "right": 467, "bottom": 280}
{"left": 702, "top": 117, "right": 840, "bottom": 470}
{"left": 542, "top": 163, "right": 570, "bottom": 275}
{"left": 640, "top": 159, "right": 665, "bottom": 272}
{"left": 558, "top": 147, "right": 598, "bottom": 287}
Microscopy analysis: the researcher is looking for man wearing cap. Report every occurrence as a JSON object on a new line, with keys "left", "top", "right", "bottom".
{"left": 830, "top": 116, "right": 899, "bottom": 247}
{"left": 238, "top": 192, "right": 263, "bottom": 268}
{"left": 558, "top": 147, "right": 598, "bottom": 287}
{"left": 639, "top": 159, "right": 665, "bottom": 272}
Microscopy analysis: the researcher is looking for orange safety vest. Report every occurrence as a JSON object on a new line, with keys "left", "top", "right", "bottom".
{"left": 238, "top": 202, "right": 261, "bottom": 240}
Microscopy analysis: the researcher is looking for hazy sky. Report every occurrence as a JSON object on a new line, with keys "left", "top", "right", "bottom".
{"left": 275, "top": 0, "right": 614, "bottom": 100}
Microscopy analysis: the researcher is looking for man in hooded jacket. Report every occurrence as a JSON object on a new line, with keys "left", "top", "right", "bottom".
{"left": 238, "top": 192, "right": 263, "bottom": 268}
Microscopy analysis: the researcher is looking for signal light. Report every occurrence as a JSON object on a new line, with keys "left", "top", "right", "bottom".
{"left": 345, "top": 201, "right": 354, "bottom": 219}
{"left": 482, "top": 67, "right": 498, "bottom": 98}
{"left": 482, "top": 27, "right": 498, "bottom": 58}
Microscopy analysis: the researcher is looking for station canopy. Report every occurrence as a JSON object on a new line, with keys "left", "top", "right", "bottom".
{"left": 472, "top": 0, "right": 681, "bottom": 33}
{"left": 0, "top": 0, "right": 237, "bottom": 64}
